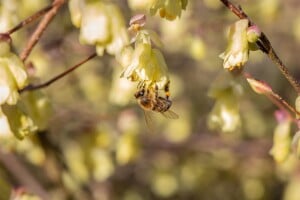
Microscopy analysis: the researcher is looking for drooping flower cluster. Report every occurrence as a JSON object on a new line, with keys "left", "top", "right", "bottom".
{"left": 120, "top": 18, "right": 169, "bottom": 92}
{"left": 0, "top": 35, "right": 52, "bottom": 140}
{"left": 121, "top": 42, "right": 169, "bottom": 90}
{"left": 0, "top": 35, "right": 32, "bottom": 139}
{"left": 0, "top": 77, "right": 52, "bottom": 140}
{"left": 150, "top": 0, "right": 188, "bottom": 20}
{"left": 220, "top": 19, "right": 261, "bottom": 72}
{"left": 68, "top": 0, "right": 129, "bottom": 56}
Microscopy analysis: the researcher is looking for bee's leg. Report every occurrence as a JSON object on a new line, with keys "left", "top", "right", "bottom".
{"left": 146, "top": 85, "right": 150, "bottom": 97}
{"left": 142, "top": 83, "right": 146, "bottom": 93}
{"left": 137, "top": 81, "right": 141, "bottom": 89}
{"left": 164, "top": 80, "right": 170, "bottom": 100}
{"left": 154, "top": 84, "right": 159, "bottom": 99}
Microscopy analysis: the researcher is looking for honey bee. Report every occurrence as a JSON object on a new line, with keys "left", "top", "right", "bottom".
{"left": 134, "top": 82, "right": 179, "bottom": 119}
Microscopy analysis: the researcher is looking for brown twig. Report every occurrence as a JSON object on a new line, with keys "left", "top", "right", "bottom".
{"left": 219, "top": 0, "right": 300, "bottom": 94}
{"left": 219, "top": 0, "right": 248, "bottom": 19}
{"left": 267, "top": 91, "right": 300, "bottom": 116}
{"left": 19, "top": 52, "right": 97, "bottom": 93}
{"left": 243, "top": 73, "right": 300, "bottom": 118}
{"left": 6, "top": 4, "right": 54, "bottom": 35}
{"left": 20, "top": 0, "right": 66, "bottom": 62}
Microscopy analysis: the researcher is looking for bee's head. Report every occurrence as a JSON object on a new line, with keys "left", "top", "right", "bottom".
{"left": 134, "top": 89, "right": 145, "bottom": 98}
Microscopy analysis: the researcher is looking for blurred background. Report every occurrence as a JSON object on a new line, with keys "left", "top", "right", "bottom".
{"left": 1, "top": 0, "right": 300, "bottom": 199}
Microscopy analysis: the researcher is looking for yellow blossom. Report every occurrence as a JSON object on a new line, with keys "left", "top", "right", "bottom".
{"left": 1, "top": 104, "right": 37, "bottom": 140}
{"left": 207, "top": 75, "right": 243, "bottom": 133}
{"left": 150, "top": 0, "right": 188, "bottom": 20}
{"left": 78, "top": 1, "right": 129, "bottom": 55}
{"left": 68, "top": 0, "right": 84, "bottom": 28}
{"left": 121, "top": 42, "right": 169, "bottom": 90}
{"left": 208, "top": 94, "right": 241, "bottom": 133}
{"left": 0, "top": 40, "right": 27, "bottom": 105}
{"left": 220, "top": 19, "right": 249, "bottom": 71}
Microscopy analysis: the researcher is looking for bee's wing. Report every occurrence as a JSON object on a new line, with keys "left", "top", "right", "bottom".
{"left": 161, "top": 110, "right": 179, "bottom": 119}
{"left": 143, "top": 110, "right": 156, "bottom": 133}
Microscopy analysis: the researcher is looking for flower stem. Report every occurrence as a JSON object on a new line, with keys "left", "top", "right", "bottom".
{"left": 6, "top": 4, "right": 54, "bottom": 35}
{"left": 19, "top": 52, "right": 97, "bottom": 93}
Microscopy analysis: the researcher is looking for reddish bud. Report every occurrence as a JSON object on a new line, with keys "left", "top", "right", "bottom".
{"left": 0, "top": 33, "right": 12, "bottom": 44}
{"left": 246, "top": 77, "right": 272, "bottom": 94}
{"left": 246, "top": 25, "right": 261, "bottom": 43}
{"left": 129, "top": 14, "right": 146, "bottom": 27}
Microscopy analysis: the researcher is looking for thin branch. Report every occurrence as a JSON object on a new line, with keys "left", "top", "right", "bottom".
{"left": 219, "top": 0, "right": 248, "bottom": 19}
{"left": 6, "top": 4, "right": 54, "bottom": 35}
{"left": 243, "top": 73, "right": 300, "bottom": 117}
{"left": 266, "top": 91, "right": 299, "bottom": 116}
{"left": 219, "top": 0, "right": 300, "bottom": 94}
{"left": 19, "top": 52, "right": 97, "bottom": 93}
{"left": 20, "top": 0, "right": 66, "bottom": 62}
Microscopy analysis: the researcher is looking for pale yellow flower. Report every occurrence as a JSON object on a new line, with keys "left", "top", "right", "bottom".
{"left": 21, "top": 90, "right": 52, "bottom": 130}
{"left": 2, "top": 104, "right": 37, "bottom": 140}
{"left": 150, "top": 0, "right": 188, "bottom": 20}
{"left": 220, "top": 19, "right": 249, "bottom": 71}
{"left": 208, "top": 95, "right": 241, "bottom": 133}
{"left": 79, "top": 1, "right": 129, "bottom": 55}
{"left": 0, "top": 41, "right": 27, "bottom": 105}
{"left": 68, "top": 0, "right": 84, "bottom": 28}
{"left": 207, "top": 75, "right": 243, "bottom": 133}
{"left": 121, "top": 43, "right": 169, "bottom": 90}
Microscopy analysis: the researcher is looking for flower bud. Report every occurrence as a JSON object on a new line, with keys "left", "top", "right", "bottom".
{"left": 129, "top": 14, "right": 146, "bottom": 32}
{"left": 0, "top": 34, "right": 12, "bottom": 57}
{"left": 246, "top": 25, "right": 261, "bottom": 43}
{"left": 246, "top": 77, "right": 272, "bottom": 95}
